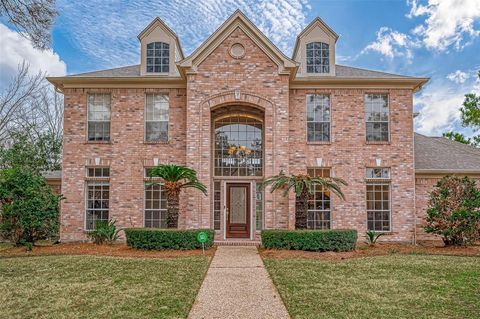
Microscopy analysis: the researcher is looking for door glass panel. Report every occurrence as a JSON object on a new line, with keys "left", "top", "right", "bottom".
{"left": 230, "top": 187, "right": 246, "bottom": 224}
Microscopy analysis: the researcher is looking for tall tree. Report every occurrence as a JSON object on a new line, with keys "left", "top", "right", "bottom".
{"left": 0, "top": 62, "right": 45, "bottom": 143}
{"left": 263, "top": 171, "right": 347, "bottom": 229}
{"left": 443, "top": 70, "right": 480, "bottom": 148}
{"left": 0, "top": 0, "right": 57, "bottom": 49}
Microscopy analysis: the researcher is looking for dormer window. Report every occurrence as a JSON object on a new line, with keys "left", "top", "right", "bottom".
{"left": 146, "top": 42, "right": 169, "bottom": 73}
{"left": 306, "top": 42, "right": 329, "bottom": 74}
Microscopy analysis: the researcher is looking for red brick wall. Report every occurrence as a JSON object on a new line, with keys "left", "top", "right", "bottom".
{"left": 61, "top": 88, "right": 186, "bottom": 241}
{"left": 289, "top": 89, "right": 416, "bottom": 242}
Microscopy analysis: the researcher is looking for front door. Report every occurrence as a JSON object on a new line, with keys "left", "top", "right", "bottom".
{"left": 226, "top": 183, "right": 250, "bottom": 238}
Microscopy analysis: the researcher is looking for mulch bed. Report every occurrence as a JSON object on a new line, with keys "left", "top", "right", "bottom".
{"left": 0, "top": 242, "right": 216, "bottom": 259}
{"left": 260, "top": 242, "right": 480, "bottom": 261}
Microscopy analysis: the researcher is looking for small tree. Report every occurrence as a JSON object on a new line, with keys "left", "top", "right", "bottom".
{"left": 0, "top": 168, "right": 61, "bottom": 244}
{"left": 263, "top": 171, "right": 347, "bottom": 229}
{"left": 149, "top": 164, "right": 207, "bottom": 228}
{"left": 425, "top": 176, "right": 480, "bottom": 246}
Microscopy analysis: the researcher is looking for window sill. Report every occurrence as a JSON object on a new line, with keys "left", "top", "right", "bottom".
{"left": 306, "top": 141, "right": 331, "bottom": 145}
{"left": 365, "top": 141, "right": 390, "bottom": 145}
{"left": 85, "top": 141, "right": 112, "bottom": 145}
{"left": 144, "top": 141, "right": 169, "bottom": 145}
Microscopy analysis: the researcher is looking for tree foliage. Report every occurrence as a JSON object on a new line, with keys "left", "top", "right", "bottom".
{"left": 0, "top": 129, "right": 61, "bottom": 172}
{"left": 263, "top": 171, "right": 347, "bottom": 229}
{"left": 149, "top": 164, "right": 207, "bottom": 228}
{"left": 442, "top": 131, "right": 480, "bottom": 147}
{"left": 0, "top": 168, "right": 60, "bottom": 244}
{"left": 425, "top": 176, "right": 480, "bottom": 246}
{"left": 0, "top": 0, "right": 57, "bottom": 49}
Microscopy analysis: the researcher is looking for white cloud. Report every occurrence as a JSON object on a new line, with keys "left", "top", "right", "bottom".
{"left": 446, "top": 70, "right": 470, "bottom": 84}
{"left": 361, "top": 27, "right": 419, "bottom": 62}
{"left": 0, "top": 23, "right": 66, "bottom": 88}
{"left": 407, "top": 0, "right": 480, "bottom": 51}
{"left": 414, "top": 78, "right": 480, "bottom": 136}
{"left": 56, "top": 0, "right": 309, "bottom": 68}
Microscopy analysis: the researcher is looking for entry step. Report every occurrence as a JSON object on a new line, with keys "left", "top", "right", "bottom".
{"left": 214, "top": 240, "right": 261, "bottom": 246}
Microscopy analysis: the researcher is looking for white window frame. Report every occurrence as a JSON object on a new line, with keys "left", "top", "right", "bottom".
{"left": 306, "top": 42, "right": 330, "bottom": 74}
{"left": 144, "top": 94, "right": 169, "bottom": 142}
{"left": 146, "top": 42, "right": 170, "bottom": 73}
{"left": 87, "top": 93, "right": 111, "bottom": 142}
{"left": 366, "top": 167, "right": 391, "bottom": 232}
{"left": 306, "top": 94, "right": 331, "bottom": 142}
{"left": 84, "top": 167, "right": 110, "bottom": 230}
{"left": 365, "top": 94, "right": 390, "bottom": 142}
{"left": 306, "top": 167, "right": 332, "bottom": 230}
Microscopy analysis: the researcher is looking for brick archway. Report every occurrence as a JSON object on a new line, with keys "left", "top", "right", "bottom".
{"left": 202, "top": 90, "right": 274, "bottom": 110}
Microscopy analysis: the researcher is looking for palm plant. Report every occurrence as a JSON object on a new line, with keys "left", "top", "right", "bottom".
{"left": 149, "top": 164, "right": 207, "bottom": 228}
{"left": 263, "top": 171, "right": 347, "bottom": 229}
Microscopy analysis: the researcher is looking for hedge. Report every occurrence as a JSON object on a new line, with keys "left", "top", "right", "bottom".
{"left": 261, "top": 229, "right": 357, "bottom": 252}
{"left": 124, "top": 228, "right": 215, "bottom": 250}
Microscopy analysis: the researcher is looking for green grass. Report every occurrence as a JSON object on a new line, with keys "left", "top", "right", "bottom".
{"left": 0, "top": 255, "right": 209, "bottom": 319}
{"left": 264, "top": 255, "right": 480, "bottom": 319}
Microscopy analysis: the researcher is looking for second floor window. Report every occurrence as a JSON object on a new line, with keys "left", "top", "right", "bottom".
{"left": 306, "top": 42, "right": 329, "bottom": 73}
{"left": 146, "top": 42, "right": 169, "bottom": 73}
{"left": 87, "top": 93, "right": 111, "bottom": 141}
{"left": 365, "top": 94, "right": 389, "bottom": 142}
{"left": 307, "top": 94, "right": 331, "bottom": 142}
{"left": 145, "top": 94, "right": 169, "bottom": 142}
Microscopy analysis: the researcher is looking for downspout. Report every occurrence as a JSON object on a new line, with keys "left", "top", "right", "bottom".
{"left": 412, "top": 108, "right": 418, "bottom": 245}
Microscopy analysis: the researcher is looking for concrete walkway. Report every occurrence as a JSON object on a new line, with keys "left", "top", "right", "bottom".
{"left": 188, "top": 246, "right": 290, "bottom": 319}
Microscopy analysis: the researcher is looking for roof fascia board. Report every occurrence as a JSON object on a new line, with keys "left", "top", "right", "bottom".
{"left": 289, "top": 77, "right": 429, "bottom": 91}
{"left": 415, "top": 169, "right": 480, "bottom": 175}
{"left": 46, "top": 77, "right": 186, "bottom": 91}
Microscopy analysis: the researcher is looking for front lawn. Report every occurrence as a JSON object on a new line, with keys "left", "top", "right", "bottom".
{"left": 0, "top": 255, "right": 210, "bottom": 319}
{"left": 264, "top": 255, "right": 480, "bottom": 319}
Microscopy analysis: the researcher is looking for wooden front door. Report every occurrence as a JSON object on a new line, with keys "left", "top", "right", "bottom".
{"left": 226, "top": 183, "right": 250, "bottom": 238}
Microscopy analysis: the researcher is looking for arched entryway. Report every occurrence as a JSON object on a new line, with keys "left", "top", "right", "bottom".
{"left": 211, "top": 104, "right": 264, "bottom": 239}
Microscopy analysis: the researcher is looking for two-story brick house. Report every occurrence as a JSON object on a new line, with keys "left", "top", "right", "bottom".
{"left": 48, "top": 10, "right": 437, "bottom": 243}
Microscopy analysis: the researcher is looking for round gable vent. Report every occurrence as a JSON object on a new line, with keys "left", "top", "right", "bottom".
{"left": 230, "top": 43, "right": 246, "bottom": 59}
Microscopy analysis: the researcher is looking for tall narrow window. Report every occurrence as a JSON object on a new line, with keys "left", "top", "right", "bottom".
{"left": 365, "top": 94, "right": 389, "bottom": 142}
{"left": 145, "top": 94, "right": 169, "bottom": 142}
{"left": 146, "top": 42, "right": 169, "bottom": 73}
{"left": 213, "top": 181, "right": 221, "bottom": 230}
{"left": 307, "top": 94, "right": 331, "bottom": 142}
{"left": 366, "top": 168, "right": 391, "bottom": 232}
{"left": 306, "top": 168, "right": 331, "bottom": 229}
{"left": 87, "top": 93, "right": 111, "bottom": 141}
{"left": 144, "top": 168, "right": 167, "bottom": 228}
{"left": 256, "top": 183, "right": 263, "bottom": 230}
{"left": 306, "top": 42, "right": 330, "bottom": 73}
{"left": 85, "top": 167, "right": 110, "bottom": 230}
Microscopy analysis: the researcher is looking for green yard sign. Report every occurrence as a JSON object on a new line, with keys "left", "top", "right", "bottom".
{"left": 197, "top": 231, "right": 208, "bottom": 254}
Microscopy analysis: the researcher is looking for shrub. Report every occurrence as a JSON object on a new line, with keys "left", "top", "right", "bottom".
{"left": 364, "top": 230, "right": 385, "bottom": 246}
{"left": 124, "top": 228, "right": 215, "bottom": 250}
{"left": 0, "top": 168, "right": 61, "bottom": 245}
{"left": 261, "top": 229, "right": 357, "bottom": 252}
{"left": 425, "top": 176, "right": 480, "bottom": 246}
{"left": 87, "top": 220, "right": 120, "bottom": 245}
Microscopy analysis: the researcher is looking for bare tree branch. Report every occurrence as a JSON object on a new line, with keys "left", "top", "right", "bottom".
{"left": 0, "top": 0, "right": 57, "bottom": 49}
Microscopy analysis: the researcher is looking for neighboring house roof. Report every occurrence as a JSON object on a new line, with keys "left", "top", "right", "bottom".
{"left": 415, "top": 133, "right": 480, "bottom": 174}
{"left": 41, "top": 170, "right": 62, "bottom": 180}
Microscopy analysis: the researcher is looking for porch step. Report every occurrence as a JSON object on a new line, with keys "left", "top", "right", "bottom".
{"left": 214, "top": 240, "right": 261, "bottom": 246}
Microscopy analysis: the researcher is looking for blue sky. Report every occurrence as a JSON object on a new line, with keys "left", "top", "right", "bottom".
{"left": 1, "top": 0, "right": 479, "bottom": 137}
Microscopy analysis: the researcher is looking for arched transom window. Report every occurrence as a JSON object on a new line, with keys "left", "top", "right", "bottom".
{"left": 146, "top": 42, "right": 169, "bottom": 73}
{"left": 306, "top": 42, "right": 329, "bottom": 74}
{"left": 214, "top": 113, "right": 263, "bottom": 177}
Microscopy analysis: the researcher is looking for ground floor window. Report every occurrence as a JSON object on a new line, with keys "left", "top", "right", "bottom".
{"left": 213, "top": 181, "right": 221, "bottom": 230}
{"left": 306, "top": 168, "right": 331, "bottom": 229}
{"left": 255, "top": 183, "right": 263, "bottom": 230}
{"left": 144, "top": 183, "right": 167, "bottom": 228}
{"left": 366, "top": 183, "right": 391, "bottom": 231}
{"left": 86, "top": 182, "right": 109, "bottom": 230}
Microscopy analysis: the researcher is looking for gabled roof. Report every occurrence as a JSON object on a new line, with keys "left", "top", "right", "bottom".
{"left": 178, "top": 9, "right": 297, "bottom": 74}
{"left": 137, "top": 17, "right": 184, "bottom": 60}
{"left": 414, "top": 133, "right": 480, "bottom": 173}
{"left": 292, "top": 17, "right": 339, "bottom": 59}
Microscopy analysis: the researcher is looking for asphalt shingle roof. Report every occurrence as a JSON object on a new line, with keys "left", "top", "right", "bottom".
{"left": 68, "top": 64, "right": 413, "bottom": 79}
{"left": 414, "top": 133, "right": 480, "bottom": 172}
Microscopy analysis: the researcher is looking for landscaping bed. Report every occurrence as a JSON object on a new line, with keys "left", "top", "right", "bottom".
{"left": 264, "top": 254, "right": 480, "bottom": 319}
{"left": 0, "top": 242, "right": 216, "bottom": 258}
{"left": 0, "top": 255, "right": 210, "bottom": 319}
{"left": 261, "top": 242, "right": 480, "bottom": 260}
